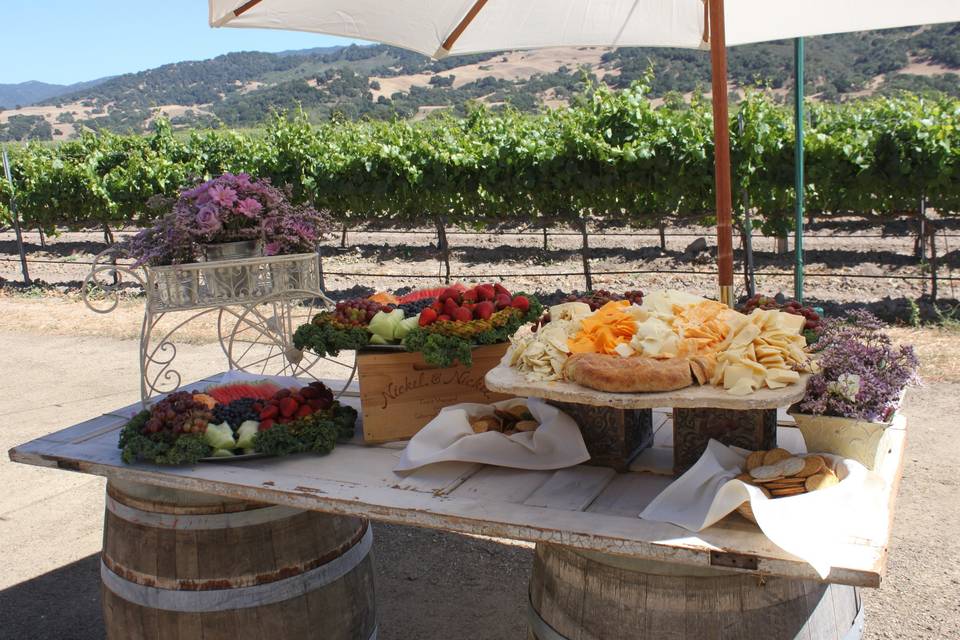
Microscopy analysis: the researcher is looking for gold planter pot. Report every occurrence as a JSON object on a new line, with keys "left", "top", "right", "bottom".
{"left": 788, "top": 410, "right": 903, "bottom": 470}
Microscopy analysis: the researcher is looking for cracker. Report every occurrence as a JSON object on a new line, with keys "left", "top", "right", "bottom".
{"left": 515, "top": 420, "right": 539, "bottom": 432}
{"left": 735, "top": 473, "right": 754, "bottom": 483}
{"left": 764, "top": 478, "right": 807, "bottom": 489}
{"left": 470, "top": 416, "right": 501, "bottom": 433}
{"left": 805, "top": 473, "right": 839, "bottom": 492}
{"left": 775, "top": 457, "right": 806, "bottom": 477}
{"left": 745, "top": 450, "right": 767, "bottom": 471}
{"left": 757, "top": 486, "right": 772, "bottom": 498}
{"left": 763, "top": 448, "right": 792, "bottom": 465}
{"left": 796, "top": 455, "right": 825, "bottom": 478}
{"left": 770, "top": 487, "right": 807, "bottom": 497}
{"left": 750, "top": 465, "right": 783, "bottom": 481}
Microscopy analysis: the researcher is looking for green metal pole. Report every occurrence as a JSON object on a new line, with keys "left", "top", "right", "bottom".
{"left": 793, "top": 37, "right": 805, "bottom": 303}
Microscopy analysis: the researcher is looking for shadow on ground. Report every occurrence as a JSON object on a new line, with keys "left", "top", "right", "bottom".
{"left": 0, "top": 523, "right": 531, "bottom": 640}
{"left": 0, "top": 553, "right": 103, "bottom": 640}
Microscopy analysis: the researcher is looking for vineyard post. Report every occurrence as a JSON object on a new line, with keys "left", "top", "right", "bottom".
{"left": 37, "top": 226, "right": 46, "bottom": 248}
{"left": 316, "top": 246, "right": 326, "bottom": 292}
{"left": 578, "top": 217, "right": 593, "bottom": 291}
{"left": 793, "top": 36, "right": 806, "bottom": 304}
{"left": 1, "top": 146, "right": 30, "bottom": 284}
{"left": 929, "top": 223, "right": 938, "bottom": 302}
{"left": 917, "top": 196, "right": 927, "bottom": 261}
{"left": 658, "top": 220, "right": 666, "bottom": 252}
{"left": 340, "top": 224, "right": 348, "bottom": 249}
{"left": 434, "top": 215, "right": 451, "bottom": 284}
{"left": 543, "top": 225, "right": 549, "bottom": 251}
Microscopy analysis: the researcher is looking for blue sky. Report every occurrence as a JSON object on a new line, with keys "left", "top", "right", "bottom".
{"left": 3, "top": 1, "right": 359, "bottom": 85}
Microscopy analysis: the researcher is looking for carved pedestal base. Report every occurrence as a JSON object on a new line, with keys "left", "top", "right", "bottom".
{"left": 548, "top": 402, "right": 652, "bottom": 472}
{"left": 672, "top": 408, "right": 777, "bottom": 474}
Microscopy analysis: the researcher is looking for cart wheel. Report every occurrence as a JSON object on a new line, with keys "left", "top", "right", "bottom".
{"left": 219, "top": 291, "right": 358, "bottom": 398}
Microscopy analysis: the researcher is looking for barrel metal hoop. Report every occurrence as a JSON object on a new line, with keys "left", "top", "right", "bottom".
{"left": 526, "top": 593, "right": 864, "bottom": 640}
{"left": 101, "top": 525, "right": 373, "bottom": 612}
{"left": 526, "top": 597, "right": 570, "bottom": 640}
{"left": 106, "top": 493, "right": 302, "bottom": 530}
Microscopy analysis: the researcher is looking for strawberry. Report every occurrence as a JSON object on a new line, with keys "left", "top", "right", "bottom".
{"left": 475, "top": 284, "right": 495, "bottom": 301}
{"left": 439, "top": 287, "right": 462, "bottom": 304}
{"left": 495, "top": 293, "right": 512, "bottom": 310}
{"left": 443, "top": 297, "right": 460, "bottom": 316}
{"left": 274, "top": 388, "right": 291, "bottom": 399}
{"left": 419, "top": 308, "right": 438, "bottom": 326}
{"left": 259, "top": 404, "right": 279, "bottom": 420}
{"left": 438, "top": 314, "right": 451, "bottom": 322}
{"left": 295, "top": 404, "right": 314, "bottom": 419}
{"left": 511, "top": 295, "right": 530, "bottom": 313}
{"left": 258, "top": 418, "right": 274, "bottom": 431}
{"left": 493, "top": 283, "right": 511, "bottom": 297}
{"left": 462, "top": 288, "right": 479, "bottom": 303}
{"left": 279, "top": 396, "right": 299, "bottom": 418}
{"left": 452, "top": 306, "right": 473, "bottom": 322}
{"left": 474, "top": 300, "right": 495, "bottom": 320}
{"left": 299, "top": 386, "right": 318, "bottom": 399}
{"left": 430, "top": 300, "right": 443, "bottom": 312}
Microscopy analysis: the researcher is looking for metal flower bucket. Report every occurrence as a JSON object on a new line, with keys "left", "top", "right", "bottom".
{"left": 203, "top": 241, "right": 261, "bottom": 297}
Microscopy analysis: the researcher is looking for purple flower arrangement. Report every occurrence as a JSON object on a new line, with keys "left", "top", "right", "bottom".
{"left": 797, "top": 310, "right": 918, "bottom": 422}
{"left": 126, "top": 174, "right": 331, "bottom": 266}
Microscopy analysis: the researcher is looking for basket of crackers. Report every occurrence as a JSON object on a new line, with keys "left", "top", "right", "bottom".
{"left": 468, "top": 403, "right": 541, "bottom": 435}
{"left": 735, "top": 448, "right": 839, "bottom": 524}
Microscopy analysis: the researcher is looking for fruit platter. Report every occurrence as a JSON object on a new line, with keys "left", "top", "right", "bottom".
{"left": 118, "top": 379, "right": 358, "bottom": 465}
{"left": 294, "top": 283, "right": 543, "bottom": 368}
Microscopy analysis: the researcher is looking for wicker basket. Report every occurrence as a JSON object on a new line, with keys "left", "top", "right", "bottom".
{"left": 737, "top": 501, "right": 758, "bottom": 524}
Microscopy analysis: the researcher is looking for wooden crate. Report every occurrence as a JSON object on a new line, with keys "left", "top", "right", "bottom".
{"left": 357, "top": 343, "right": 513, "bottom": 443}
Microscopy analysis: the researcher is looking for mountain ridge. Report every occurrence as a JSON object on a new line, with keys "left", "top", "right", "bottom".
{"left": 1, "top": 24, "right": 957, "bottom": 142}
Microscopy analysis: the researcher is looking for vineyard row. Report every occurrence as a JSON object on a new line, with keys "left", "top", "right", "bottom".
{"left": 2, "top": 82, "right": 958, "bottom": 243}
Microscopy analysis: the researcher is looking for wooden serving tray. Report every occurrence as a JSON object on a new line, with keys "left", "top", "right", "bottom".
{"left": 484, "top": 364, "right": 809, "bottom": 410}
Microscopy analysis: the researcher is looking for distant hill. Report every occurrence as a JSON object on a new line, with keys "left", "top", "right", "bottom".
{"left": 0, "top": 77, "right": 110, "bottom": 109}
{"left": 1, "top": 23, "right": 958, "bottom": 141}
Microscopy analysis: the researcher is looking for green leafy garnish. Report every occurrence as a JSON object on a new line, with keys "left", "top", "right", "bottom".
{"left": 118, "top": 410, "right": 212, "bottom": 465}
{"left": 293, "top": 315, "right": 371, "bottom": 358}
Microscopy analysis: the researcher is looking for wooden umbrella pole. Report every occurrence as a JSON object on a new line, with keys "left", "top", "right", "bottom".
{"left": 707, "top": 0, "right": 735, "bottom": 307}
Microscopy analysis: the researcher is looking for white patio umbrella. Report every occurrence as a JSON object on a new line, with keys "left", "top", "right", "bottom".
{"left": 210, "top": 0, "right": 960, "bottom": 304}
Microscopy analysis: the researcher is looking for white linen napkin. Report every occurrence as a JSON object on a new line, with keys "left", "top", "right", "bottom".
{"left": 395, "top": 398, "right": 590, "bottom": 472}
{"left": 640, "top": 439, "right": 889, "bottom": 578}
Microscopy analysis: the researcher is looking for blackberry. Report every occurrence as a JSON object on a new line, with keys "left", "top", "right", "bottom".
{"left": 212, "top": 398, "right": 260, "bottom": 430}
{"left": 398, "top": 298, "right": 436, "bottom": 317}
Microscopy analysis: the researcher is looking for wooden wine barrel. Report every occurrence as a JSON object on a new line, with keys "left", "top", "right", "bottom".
{"left": 100, "top": 480, "right": 377, "bottom": 640}
{"left": 528, "top": 544, "right": 863, "bottom": 640}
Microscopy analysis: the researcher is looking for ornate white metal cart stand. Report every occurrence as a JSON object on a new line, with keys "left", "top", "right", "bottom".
{"left": 83, "top": 251, "right": 356, "bottom": 403}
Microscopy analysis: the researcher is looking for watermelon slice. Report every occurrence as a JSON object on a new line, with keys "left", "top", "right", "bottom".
{"left": 398, "top": 284, "right": 465, "bottom": 304}
{"left": 205, "top": 380, "right": 280, "bottom": 405}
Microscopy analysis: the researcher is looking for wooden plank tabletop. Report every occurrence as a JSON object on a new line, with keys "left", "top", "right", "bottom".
{"left": 485, "top": 364, "right": 810, "bottom": 410}
{"left": 8, "top": 373, "right": 905, "bottom": 588}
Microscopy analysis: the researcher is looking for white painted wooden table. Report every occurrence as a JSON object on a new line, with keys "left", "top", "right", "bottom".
{"left": 9, "top": 372, "right": 906, "bottom": 589}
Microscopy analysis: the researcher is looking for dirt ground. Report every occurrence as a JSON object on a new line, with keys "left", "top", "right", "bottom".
{"left": 1, "top": 222, "right": 959, "bottom": 638}
{"left": 2, "top": 219, "right": 959, "bottom": 314}
{"left": 0, "top": 320, "right": 958, "bottom": 638}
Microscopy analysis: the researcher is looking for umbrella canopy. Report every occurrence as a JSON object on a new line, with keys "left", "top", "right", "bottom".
{"left": 210, "top": 0, "right": 960, "bottom": 59}
{"left": 210, "top": 0, "right": 960, "bottom": 304}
